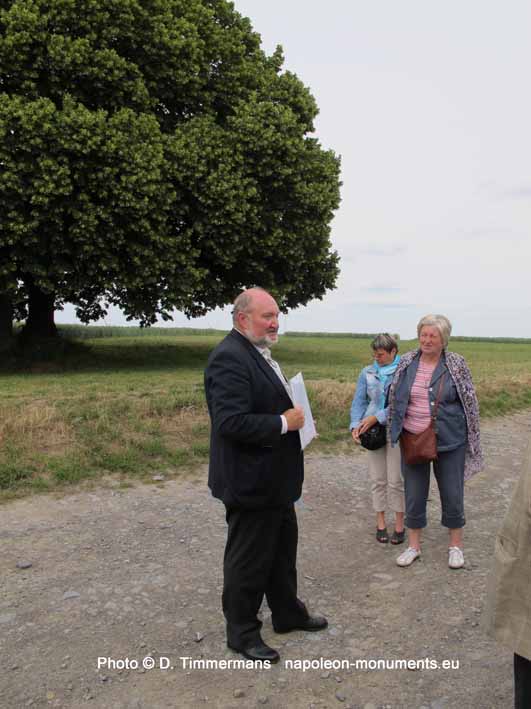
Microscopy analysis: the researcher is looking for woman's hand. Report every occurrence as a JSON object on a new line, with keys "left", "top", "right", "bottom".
{"left": 351, "top": 427, "right": 361, "bottom": 444}
{"left": 357, "top": 415, "right": 378, "bottom": 435}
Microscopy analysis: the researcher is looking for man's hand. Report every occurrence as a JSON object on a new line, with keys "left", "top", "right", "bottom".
{"left": 283, "top": 406, "right": 305, "bottom": 431}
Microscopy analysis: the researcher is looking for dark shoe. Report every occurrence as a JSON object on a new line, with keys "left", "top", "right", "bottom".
{"left": 274, "top": 615, "right": 328, "bottom": 634}
{"left": 228, "top": 639, "right": 280, "bottom": 663}
{"left": 376, "top": 527, "right": 389, "bottom": 543}
{"left": 390, "top": 529, "right": 405, "bottom": 545}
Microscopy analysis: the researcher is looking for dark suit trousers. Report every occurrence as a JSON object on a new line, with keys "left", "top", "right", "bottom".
{"left": 223, "top": 503, "right": 309, "bottom": 648}
{"left": 515, "top": 654, "right": 531, "bottom": 709}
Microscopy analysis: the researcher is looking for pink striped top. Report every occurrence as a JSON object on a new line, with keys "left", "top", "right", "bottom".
{"left": 402, "top": 360, "right": 436, "bottom": 434}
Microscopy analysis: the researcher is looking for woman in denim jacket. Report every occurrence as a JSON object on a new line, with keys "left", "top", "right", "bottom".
{"left": 387, "top": 314, "right": 483, "bottom": 569}
{"left": 350, "top": 334, "right": 405, "bottom": 544}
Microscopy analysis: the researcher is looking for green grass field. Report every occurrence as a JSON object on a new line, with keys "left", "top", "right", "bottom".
{"left": 2, "top": 329, "right": 531, "bottom": 499}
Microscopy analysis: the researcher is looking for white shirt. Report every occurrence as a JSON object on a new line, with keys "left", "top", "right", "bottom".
{"left": 234, "top": 327, "right": 289, "bottom": 435}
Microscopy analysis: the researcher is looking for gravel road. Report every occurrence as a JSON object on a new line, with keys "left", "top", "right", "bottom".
{"left": 2, "top": 411, "right": 530, "bottom": 709}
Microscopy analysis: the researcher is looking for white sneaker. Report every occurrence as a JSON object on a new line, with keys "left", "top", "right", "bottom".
{"left": 448, "top": 546, "right": 465, "bottom": 569}
{"left": 396, "top": 547, "right": 421, "bottom": 567}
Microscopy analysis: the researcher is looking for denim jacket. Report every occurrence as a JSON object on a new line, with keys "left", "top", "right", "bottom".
{"left": 389, "top": 351, "right": 467, "bottom": 452}
{"left": 350, "top": 364, "right": 391, "bottom": 430}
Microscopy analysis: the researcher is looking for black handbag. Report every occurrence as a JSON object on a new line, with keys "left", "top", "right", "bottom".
{"left": 359, "top": 423, "right": 387, "bottom": 451}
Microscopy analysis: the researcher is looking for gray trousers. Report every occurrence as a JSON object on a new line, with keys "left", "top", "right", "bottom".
{"left": 401, "top": 443, "right": 466, "bottom": 529}
{"left": 367, "top": 444, "right": 405, "bottom": 513}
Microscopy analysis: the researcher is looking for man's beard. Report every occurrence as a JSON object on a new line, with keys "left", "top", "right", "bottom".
{"left": 246, "top": 330, "right": 279, "bottom": 348}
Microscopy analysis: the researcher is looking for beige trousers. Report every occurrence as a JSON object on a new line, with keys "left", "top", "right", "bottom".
{"left": 367, "top": 443, "right": 405, "bottom": 513}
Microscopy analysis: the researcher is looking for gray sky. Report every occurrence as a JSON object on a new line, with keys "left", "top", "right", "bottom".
{"left": 57, "top": 0, "right": 531, "bottom": 338}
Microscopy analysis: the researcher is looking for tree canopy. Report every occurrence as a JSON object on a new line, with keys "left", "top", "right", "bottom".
{"left": 0, "top": 0, "right": 341, "bottom": 341}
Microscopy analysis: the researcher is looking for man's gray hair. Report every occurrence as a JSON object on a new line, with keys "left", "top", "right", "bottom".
{"left": 417, "top": 314, "right": 452, "bottom": 348}
{"left": 232, "top": 288, "right": 267, "bottom": 325}
{"left": 371, "top": 333, "right": 398, "bottom": 353}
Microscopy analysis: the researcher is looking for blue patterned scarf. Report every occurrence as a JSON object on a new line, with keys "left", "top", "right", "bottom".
{"left": 374, "top": 354, "right": 400, "bottom": 408}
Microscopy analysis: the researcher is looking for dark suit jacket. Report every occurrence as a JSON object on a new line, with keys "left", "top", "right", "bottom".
{"left": 204, "top": 329, "right": 304, "bottom": 509}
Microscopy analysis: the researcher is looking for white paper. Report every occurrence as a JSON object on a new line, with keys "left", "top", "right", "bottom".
{"left": 288, "top": 372, "right": 317, "bottom": 450}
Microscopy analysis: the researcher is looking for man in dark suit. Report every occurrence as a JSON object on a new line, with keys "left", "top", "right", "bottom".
{"left": 204, "top": 287, "right": 327, "bottom": 663}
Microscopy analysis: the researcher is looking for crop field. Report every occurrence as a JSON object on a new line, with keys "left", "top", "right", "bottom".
{"left": 2, "top": 329, "right": 531, "bottom": 500}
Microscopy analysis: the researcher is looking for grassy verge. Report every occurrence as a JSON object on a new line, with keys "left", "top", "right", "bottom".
{"left": 2, "top": 333, "right": 531, "bottom": 500}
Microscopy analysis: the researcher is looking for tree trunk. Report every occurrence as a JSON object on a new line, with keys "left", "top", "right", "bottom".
{"left": 21, "top": 281, "right": 58, "bottom": 339}
{"left": 0, "top": 293, "right": 14, "bottom": 350}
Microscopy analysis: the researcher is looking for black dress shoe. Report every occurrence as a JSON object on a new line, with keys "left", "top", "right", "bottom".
{"left": 274, "top": 614, "right": 328, "bottom": 634}
{"left": 228, "top": 640, "right": 280, "bottom": 663}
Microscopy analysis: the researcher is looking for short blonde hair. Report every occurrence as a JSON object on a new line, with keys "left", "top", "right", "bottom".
{"left": 417, "top": 314, "right": 452, "bottom": 348}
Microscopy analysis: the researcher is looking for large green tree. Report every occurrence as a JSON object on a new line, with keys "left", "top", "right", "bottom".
{"left": 0, "top": 0, "right": 341, "bottom": 344}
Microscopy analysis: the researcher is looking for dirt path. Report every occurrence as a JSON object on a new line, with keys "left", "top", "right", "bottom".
{"left": 2, "top": 411, "right": 530, "bottom": 709}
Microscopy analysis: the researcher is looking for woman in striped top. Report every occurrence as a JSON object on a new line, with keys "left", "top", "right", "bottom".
{"left": 387, "top": 314, "right": 482, "bottom": 569}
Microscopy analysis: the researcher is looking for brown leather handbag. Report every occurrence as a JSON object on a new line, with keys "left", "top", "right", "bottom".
{"left": 400, "top": 375, "right": 445, "bottom": 465}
